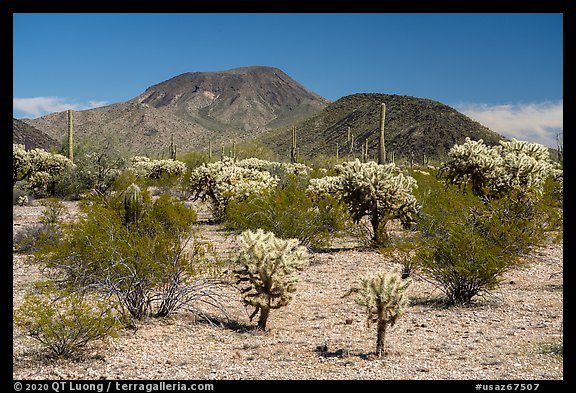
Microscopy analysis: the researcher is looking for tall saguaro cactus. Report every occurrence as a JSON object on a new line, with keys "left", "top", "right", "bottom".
{"left": 378, "top": 103, "right": 386, "bottom": 165}
{"left": 556, "top": 132, "right": 563, "bottom": 164}
{"left": 291, "top": 126, "right": 297, "bottom": 163}
{"left": 208, "top": 140, "right": 212, "bottom": 162}
{"left": 350, "top": 133, "right": 355, "bottom": 156}
{"left": 169, "top": 133, "right": 177, "bottom": 160}
{"left": 67, "top": 109, "right": 74, "bottom": 162}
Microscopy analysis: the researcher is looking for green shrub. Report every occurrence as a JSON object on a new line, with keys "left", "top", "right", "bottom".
{"left": 408, "top": 140, "right": 562, "bottom": 306}
{"left": 469, "top": 189, "right": 560, "bottom": 256}
{"left": 14, "top": 283, "right": 123, "bottom": 358}
{"left": 380, "top": 236, "right": 421, "bottom": 279}
{"left": 224, "top": 176, "right": 349, "bottom": 248}
{"left": 412, "top": 170, "right": 520, "bottom": 305}
{"left": 35, "top": 185, "right": 224, "bottom": 321}
{"left": 14, "top": 198, "right": 66, "bottom": 254}
{"left": 415, "top": 222, "right": 513, "bottom": 305}
{"left": 53, "top": 143, "right": 127, "bottom": 198}
{"left": 411, "top": 167, "right": 482, "bottom": 237}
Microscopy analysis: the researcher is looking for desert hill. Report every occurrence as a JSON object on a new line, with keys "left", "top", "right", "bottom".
{"left": 260, "top": 93, "right": 506, "bottom": 163}
{"left": 12, "top": 118, "right": 59, "bottom": 152}
{"left": 23, "top": 66, "right": 330, "bottom": 157}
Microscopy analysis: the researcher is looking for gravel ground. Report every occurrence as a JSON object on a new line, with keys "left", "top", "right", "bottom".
{"left": 12, "top": 200, "right": 563, "bottom": 380}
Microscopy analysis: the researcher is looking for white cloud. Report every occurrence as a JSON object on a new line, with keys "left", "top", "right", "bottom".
{"left": 88, "top": 100, "right": 110, "bottom": 109}
{"left": 455, "top": 101, "right": 563, "bottom": 148}
{"left": 13, "top": 97, "right": 109, "bottom": 119}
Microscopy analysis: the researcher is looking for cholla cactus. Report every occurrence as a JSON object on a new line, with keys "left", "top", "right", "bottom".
{"left": 499, "top": 139, "right": 555, "bottom": 196}
{"left": 308, "top": 159, "right": 419, "bottom": 245}
{"left": 13, "top": 144, "right": 32, "bottom": 187}
{"left": 130, "top": 156, "right": 186, "bottom": 179}
{"left": 233, "top": 229, "right": 309, "bottom": 330}
{"left": 344, "top": 268, "right": 411, "bottom": 357}
{"left": 307, "top": 175, "right": 341, "bottom": 200}
{"left": 235, "top": 157, "right": 311, "bottom": 177}
{"left": 189, "top": 157, "right": 278, "bottom": 219}
{"left": 13, "top": 144, "right": 75, "bottom": 195}
{"left": 16, "top": 195, "right": 29, "bottom": 206}
{"left": 123, "top": 183, "right": 144, "bottom": 225}
{"left": 439, "top": 138, "right": 558, "bottom": 199}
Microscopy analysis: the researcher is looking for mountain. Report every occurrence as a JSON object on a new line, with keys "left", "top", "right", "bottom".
{"left": 13, "top": 118, "right": 59, "bottom": 151}
{"left": 22, "top": 66, "right": 330, "bottom": 157}
{"left": 260, "top": 93, "right": 506, "bottom": 163}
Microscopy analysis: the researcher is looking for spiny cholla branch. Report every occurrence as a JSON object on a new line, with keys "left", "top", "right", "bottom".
{"left": 233, "top": 229, "right": 309, "bottom": 330}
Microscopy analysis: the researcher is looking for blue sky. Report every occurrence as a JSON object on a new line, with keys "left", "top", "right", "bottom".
{"left": 13, "top": 13, "right": 563, "bottom": 147}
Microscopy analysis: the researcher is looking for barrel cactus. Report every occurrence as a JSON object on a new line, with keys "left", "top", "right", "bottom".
{"left": 123, "top": 183, "right": 144, "bottom": 225}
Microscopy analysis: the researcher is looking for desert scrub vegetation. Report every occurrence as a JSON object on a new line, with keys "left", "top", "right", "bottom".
{"left": 407, "top": 138, "right": 563, "bottom": 305}
{"left": 436, "top": 137, "right": 562, "bottom": 252}
{"left": 14, "top": 282, "right": 124, "bottom": 358}
{"left": 224, "top": 175, "right": 349, "bottom": 249}
{"left": 13, "top": 198, "right": 66, "bottom": 253}
{"left": 187, "top": 157, "right": 314, "bottom": 221}
{"left": 33, "top": 184, "right": 226, "bottom": 322}
{"left": 13, "top": 135, "right": 563, "bottom": 368}
{"left": 53, "top": 140, "right": 128, "bottom": 198}
{"left": 438, "top": 137, "right": 560, "bottom": 200}
{"left": 232, "top": 229, "right": 309, "bottom": 330}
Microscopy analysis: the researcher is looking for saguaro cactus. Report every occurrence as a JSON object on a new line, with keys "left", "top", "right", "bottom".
{"left": 363, "top": 139, "right": 369, "bottom": 163}
{"left": 291, "top": 126, "right": 297, "bottom": 163}
{"left": 169, "top": 133, "right": 177, "bottom": 160}
{"left": 349, "top": 132, "right": 355, "bottom": 155}
{"left": 378, "top": 103, "right": 386, "bottom": 165}
{"left": 67, "top": 109, "right": 74, "bottom": 162}
{"left": 208, "top": 140, "right": 212, "bottom": 162}
{"left": 556, "top": 132, "right": 563, "bottom": 164}
{"left": 344, "top": 268, "right": 411, "bottom": 357}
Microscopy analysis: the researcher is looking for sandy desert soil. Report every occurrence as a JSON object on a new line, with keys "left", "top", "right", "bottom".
{"left": 12, "top": 200, "right": 563, "bottom": 380}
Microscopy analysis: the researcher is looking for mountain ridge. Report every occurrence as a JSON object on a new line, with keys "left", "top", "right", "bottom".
{"left": 12, "top": 118, "right": 59, "bottom": 152}
{"left": 20, "top": 67, "right": 508, "bottom": 162}
{"left": 23, "top": 66, "right": 330, "bottom": 156}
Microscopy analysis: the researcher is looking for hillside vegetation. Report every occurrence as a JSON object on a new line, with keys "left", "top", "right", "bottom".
{"left": 261, "top": 93, "right": 506, "bottom": 163}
